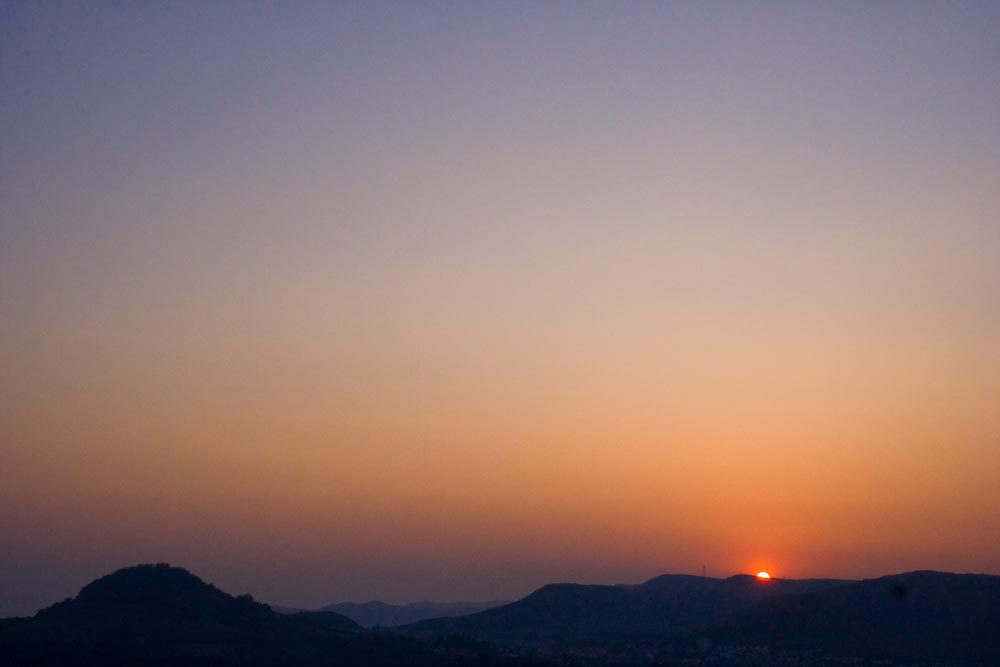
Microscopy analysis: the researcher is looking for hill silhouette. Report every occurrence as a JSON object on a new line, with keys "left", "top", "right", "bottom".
{"left": 403, "top": 571, "right": 1000, "bottom": 663}
{"left": 0, "top": 564, "right": 511, "bottom": 667}
{"left": 706, "top": 570, "right": 1000, "bottom": 663}
{"left": 403, "top": 573, "right": 851, "bottom": 653}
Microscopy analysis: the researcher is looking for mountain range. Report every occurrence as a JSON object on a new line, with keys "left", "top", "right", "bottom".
{"left": 402, "top": 573, "right": 851, "bottom": 656}
{"left": 403, "top": 570, "right": 1000, "bottom": 663}
{"left": 3, "top": 563, "right": 999, "bottom": 665}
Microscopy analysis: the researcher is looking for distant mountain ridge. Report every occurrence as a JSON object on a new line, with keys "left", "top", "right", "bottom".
{"left": 402, "top": 570, "right": 1000, "bottom": 662}
{"left": 402, "top": 573, "right": 853, "bottom": 653}
{"left": 319, "top": 599, "right": 507, "bottom": 627}
{"left": 708, "top": 570, "right": 1000, "bottom": 663}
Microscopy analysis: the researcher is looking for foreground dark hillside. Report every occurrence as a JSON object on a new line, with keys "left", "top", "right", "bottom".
{"left": 0, "top": 564, "right": 535, "bottom": 667}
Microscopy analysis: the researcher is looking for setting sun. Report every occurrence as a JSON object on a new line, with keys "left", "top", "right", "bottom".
{"left": 756, "top": 571, "right": 771, "bottom": 580}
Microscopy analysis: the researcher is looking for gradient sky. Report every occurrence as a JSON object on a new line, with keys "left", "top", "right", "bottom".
{"left": 2, "top": 1, "right": 999, "bottom": 617}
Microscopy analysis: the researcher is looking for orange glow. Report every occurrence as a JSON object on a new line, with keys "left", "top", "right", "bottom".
{"left": 756, "top": 571, "right": 771, "bottom": 580}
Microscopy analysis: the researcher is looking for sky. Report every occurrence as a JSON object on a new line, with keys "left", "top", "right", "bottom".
{"left": 1, "top": 1, "right": 999, "bottom": 617}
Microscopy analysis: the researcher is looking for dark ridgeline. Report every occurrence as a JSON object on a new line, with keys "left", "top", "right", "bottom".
{"left": 2, "top": 563, "right": 1000, "bottom": 666}
{"left": 0, "top": 564, "right": 521, "bottom": 667}
{"left": 404, "top": 570, "right": 1000, "bottom": 663}
{"left": 401, "top": 573, "right": 852, "bottom": 655}
{"left": 707, "top": 570, "right": 1000, "bottom": 663}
